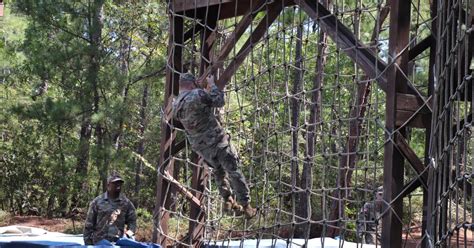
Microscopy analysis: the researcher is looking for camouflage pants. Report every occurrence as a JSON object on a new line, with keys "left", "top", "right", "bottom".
{"left": 195, "top": 137, "right": 250, "bottom": 205}
{"left": 357, "top": 224, "right": 381, "bottom": 245}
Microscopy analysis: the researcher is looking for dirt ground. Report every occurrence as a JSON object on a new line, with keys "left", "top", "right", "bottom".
{"left": 402, "top": 226, "right": 473, "bottom": 248}
{"left": 1, "top": 216, "right": 81, "bottom": 234}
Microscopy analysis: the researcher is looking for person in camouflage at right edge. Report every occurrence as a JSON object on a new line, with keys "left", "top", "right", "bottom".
{"left": 357, "top": 186, "right": 384, "bottom": 245}
{"left": 173, "top": 73, "right": 256, "bottom": 219}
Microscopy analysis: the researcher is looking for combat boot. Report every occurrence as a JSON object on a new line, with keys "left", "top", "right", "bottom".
{"left": 223, "top": 196, "right": 242, "bottom": 214}
{"left": 241, "top": 203, "right": 257, "bottom": 219}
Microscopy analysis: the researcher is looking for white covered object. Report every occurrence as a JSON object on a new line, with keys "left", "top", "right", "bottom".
{"left": 205, "top": 238, "right": 379, "bottom": 247}
{"left": 0, "top": 225, "right": 84, "bottom": 244}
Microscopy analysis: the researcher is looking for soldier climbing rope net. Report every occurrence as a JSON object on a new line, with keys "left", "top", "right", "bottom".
{"left": 153, "top": 0, "right": 474, "bottom": 247}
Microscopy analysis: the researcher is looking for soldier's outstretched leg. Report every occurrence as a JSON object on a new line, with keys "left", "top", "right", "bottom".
{"left": 202, "top": 156, "right": 241, "bottom": 214}
{"left": 216, "top": 145, "right": 256, "bottom": 218}
{"left": 216, "top": 145, "right": 249, "bottom": 203}
{"left": 212, "top": 165, "right": 242, "bottom": 213}
{"left": 212, "top": 165, "right": 233, "bottom": 201}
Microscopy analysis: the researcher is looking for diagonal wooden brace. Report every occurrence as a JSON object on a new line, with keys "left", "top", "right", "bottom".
{"left": 295, "top": 0, "right": 387, "bottom": 90}
{"left": 163, "top": 166, "right": 202, "bottom": 208}
{"left": 196, "top": 0, "right": 268, "bottom": 82}
{"left": 215, "top": 1, "right": 283, "bottom": 88}
{"left": 394, "top": 133, "right": 428, "bottom": 185}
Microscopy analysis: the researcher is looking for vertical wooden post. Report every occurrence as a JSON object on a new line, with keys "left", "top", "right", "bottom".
{"left": 153, "top": 12, "right": 183, "bottom": 246}
{"left": 382, "top": 0, "right": 411, "bottom": 246}
{"left": 422, "top": 0, "right": 437, "bottom": 247}
{"left": 187, "top": 8, "right": 218, "bottom": 246}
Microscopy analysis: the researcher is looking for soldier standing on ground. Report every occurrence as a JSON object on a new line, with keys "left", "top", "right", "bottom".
{"left": 173, "top": 73, "right": 256, "bottom": 218}
{"left": 83, "top": 173, "right": 137, "bottom": 245}
{"left": 357, "top": 186, "right": 384, "bottom": 244}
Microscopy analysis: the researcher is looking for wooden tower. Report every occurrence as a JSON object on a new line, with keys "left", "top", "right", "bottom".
{"left": 154, "top": 0, "right": 472, "bottom": 246}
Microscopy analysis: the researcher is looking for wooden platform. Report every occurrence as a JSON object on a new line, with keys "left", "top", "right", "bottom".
{"left": 171, "top": 0, "right": 295, "bottom": 20}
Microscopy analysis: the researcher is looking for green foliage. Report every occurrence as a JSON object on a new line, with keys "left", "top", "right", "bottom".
{"left": 0, "top": 210, "right": 10, "bottom": 225}
{"left": 1, "top": 0, "right": 168, "bottom": 216}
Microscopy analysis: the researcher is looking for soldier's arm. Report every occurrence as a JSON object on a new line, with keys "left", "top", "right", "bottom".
{"left": 202, "top": 75, "right": 224, "bottom": 107}
{"left": 207, "top": 83, "right": 225, "bottom": 107}
{"left": 125, "top": 200, "right": 137, "bottom": 234}
{"left": 83, "top": 200, "right": 97, "bottom": 245}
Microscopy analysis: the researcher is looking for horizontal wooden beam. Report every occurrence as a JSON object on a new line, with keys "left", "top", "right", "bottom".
{"left": 173, "top": 0, "right": 293, "bottom": 20}
{"left": 171, "top": 0, "right": 233, "bottom": 13}
{"left": 396, "top": 110, "right": 431, "bottom": 128}
{"left": 408, "top": 35, "right": 434, "bottom": 61}
{"left": 395, "top": 93, "right": 432, "bottom": 128}
{"left": 396, "top": 93, "right": 432, "bottom": 113}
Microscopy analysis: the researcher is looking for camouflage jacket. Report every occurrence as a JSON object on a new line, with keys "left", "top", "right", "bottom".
{"left": 173, "top": 84, "right": 225, "bottom": 150}
{"left": 83, "top": 192, "right": 137, "bottom": 245}
{"left": 357, "top": 201, "right": 382, "bottom": 231}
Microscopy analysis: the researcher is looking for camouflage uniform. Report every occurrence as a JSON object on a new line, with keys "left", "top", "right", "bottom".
{"left": 357, "top": 188, "right": 383, "bottom": 244}
{"left": 83, "top": 193, "right": 137, "bottom": 245}
{"left": 173, "top": 84, "right": 250, "bottom": 205}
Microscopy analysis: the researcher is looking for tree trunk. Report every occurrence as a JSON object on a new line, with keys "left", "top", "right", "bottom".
{"left": 296, "top": 19, "right": 329, "bottom": 238}
{"left": 290, "top": 17, "right": 304, "bottom": 221}
{"left": 47, "top": 194, "right": 55, "bottom": 218}
{"left": 134, "top": 82, "right": 149, "bottom": 207}
{"left": 112, "top": 31, "right": 132, "bottom": 149}
{"left": 72, "top": 0, "right": 105, "bottom": 208}
{"left": 57, "top": 124, "right": 68, "bottom": 216}
{"left": 327, "top": 2, "right": 389, "bottom": 237}
{"left": 72, "top": 115, "right": 92, "bottom": 208}
{"left": 91, "top": 0, "right": 106, "bottom": 191}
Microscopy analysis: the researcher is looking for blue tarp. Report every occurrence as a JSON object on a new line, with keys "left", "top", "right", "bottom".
{"left": 0, "top": 238, "right": 160, "bottom": 248}
{"left": 0, "top": 240, "right": 81, "bottom": 247}
{"left": 97, "top": 238, "right": 161, "bottom": 248}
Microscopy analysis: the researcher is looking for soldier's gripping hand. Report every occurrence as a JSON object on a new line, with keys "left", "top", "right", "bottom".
{"left": 206, "top": 75, "right": 216, "bottom": 90}
{"left": 125, "top": 230, "right": 135, "bottom": 240}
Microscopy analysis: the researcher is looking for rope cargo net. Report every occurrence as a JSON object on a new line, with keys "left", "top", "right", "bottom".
{"left": 154, "top": 0, "right": 473, "bottom": 246}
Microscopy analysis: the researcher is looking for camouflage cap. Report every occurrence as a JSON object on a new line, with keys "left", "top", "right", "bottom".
{"left": 107, "top": 173, "right": 124, "bottom": 184}
{"left": 375, "top": 186, "right": 383, "bottom": 200}
{"left": 179, "top": 73, "right": 196, "bottom": 82}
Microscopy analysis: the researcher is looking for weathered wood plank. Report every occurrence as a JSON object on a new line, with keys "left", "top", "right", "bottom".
{"left": 173, "top": 0, "right": 291, "bottom": 20}
{"left": 382, "top": 0, "right": 411, "bottom": 246}
{"left": 396, "top": 110, "right": 431, "bottom": 128}
{"left": 396, "top": 93, "right": 431, "bottom": 113}
{"left": 153, "top": 15, "right": 183, "bottom": 245}
{"left": 163, "top": 169, "right": 202, "bottom": 208}
{"left": 172, "top": 0, "right": 234, "bottom": 13}
{"left": 394, "top": 134, "right": 427, "bottom": 183}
